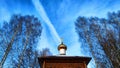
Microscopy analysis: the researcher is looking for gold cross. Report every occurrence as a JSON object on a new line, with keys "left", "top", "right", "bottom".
{"left": 60, "top": 38, "right": 63, "bottom": 43}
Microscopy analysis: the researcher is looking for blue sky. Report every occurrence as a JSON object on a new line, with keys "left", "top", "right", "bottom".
{"left": 0, "top": 0, "right": 120, "bottom": 68}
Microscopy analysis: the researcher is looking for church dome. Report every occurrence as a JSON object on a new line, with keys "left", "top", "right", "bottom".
{"left": 58, "top": 42, "right": 67, "bottom": 51}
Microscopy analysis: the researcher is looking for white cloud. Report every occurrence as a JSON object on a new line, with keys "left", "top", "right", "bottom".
{"left": 32, "top": 0, "right": 61, "bottom": 44}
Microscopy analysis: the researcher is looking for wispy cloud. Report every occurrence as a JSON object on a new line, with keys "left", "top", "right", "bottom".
{"left": 32, "top": 0, "right": 61, "bottom": 44}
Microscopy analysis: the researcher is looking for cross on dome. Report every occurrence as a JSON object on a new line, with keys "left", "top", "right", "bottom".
{"left": 58, "top": 38, "right": 67, "bottom": 55}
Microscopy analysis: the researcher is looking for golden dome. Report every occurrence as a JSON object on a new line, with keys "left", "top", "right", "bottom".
{"left": 58, "top": 42, "right": 67, "bottom": 50}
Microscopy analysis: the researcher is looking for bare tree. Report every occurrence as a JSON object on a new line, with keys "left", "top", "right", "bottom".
{"left": 39, "top": 48, "right": 52, "bottom": 57}
{"left": 0, "top": 15, "right": 42, "bottom": 68}
{"left": 75, "top": 11, "right": 120, "bottom": 68}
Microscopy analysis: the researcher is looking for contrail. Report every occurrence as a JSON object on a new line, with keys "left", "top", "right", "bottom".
{"left": 32, "top": 0, "right": 61, "bottom": 43}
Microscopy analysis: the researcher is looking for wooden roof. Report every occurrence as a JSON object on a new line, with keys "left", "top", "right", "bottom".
{"left": 38, "top": 56, "right": 91, "bottom": 65}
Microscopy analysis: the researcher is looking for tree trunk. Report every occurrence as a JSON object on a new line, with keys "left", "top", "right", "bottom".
{"left": 18, "top": 35, "right": 29, "bottom": 68}
{"left": 0, "top": 23, "right": 21, "bottom": 68}
{"left": 84, "top": 32, "right": 99, "bottom": 68}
